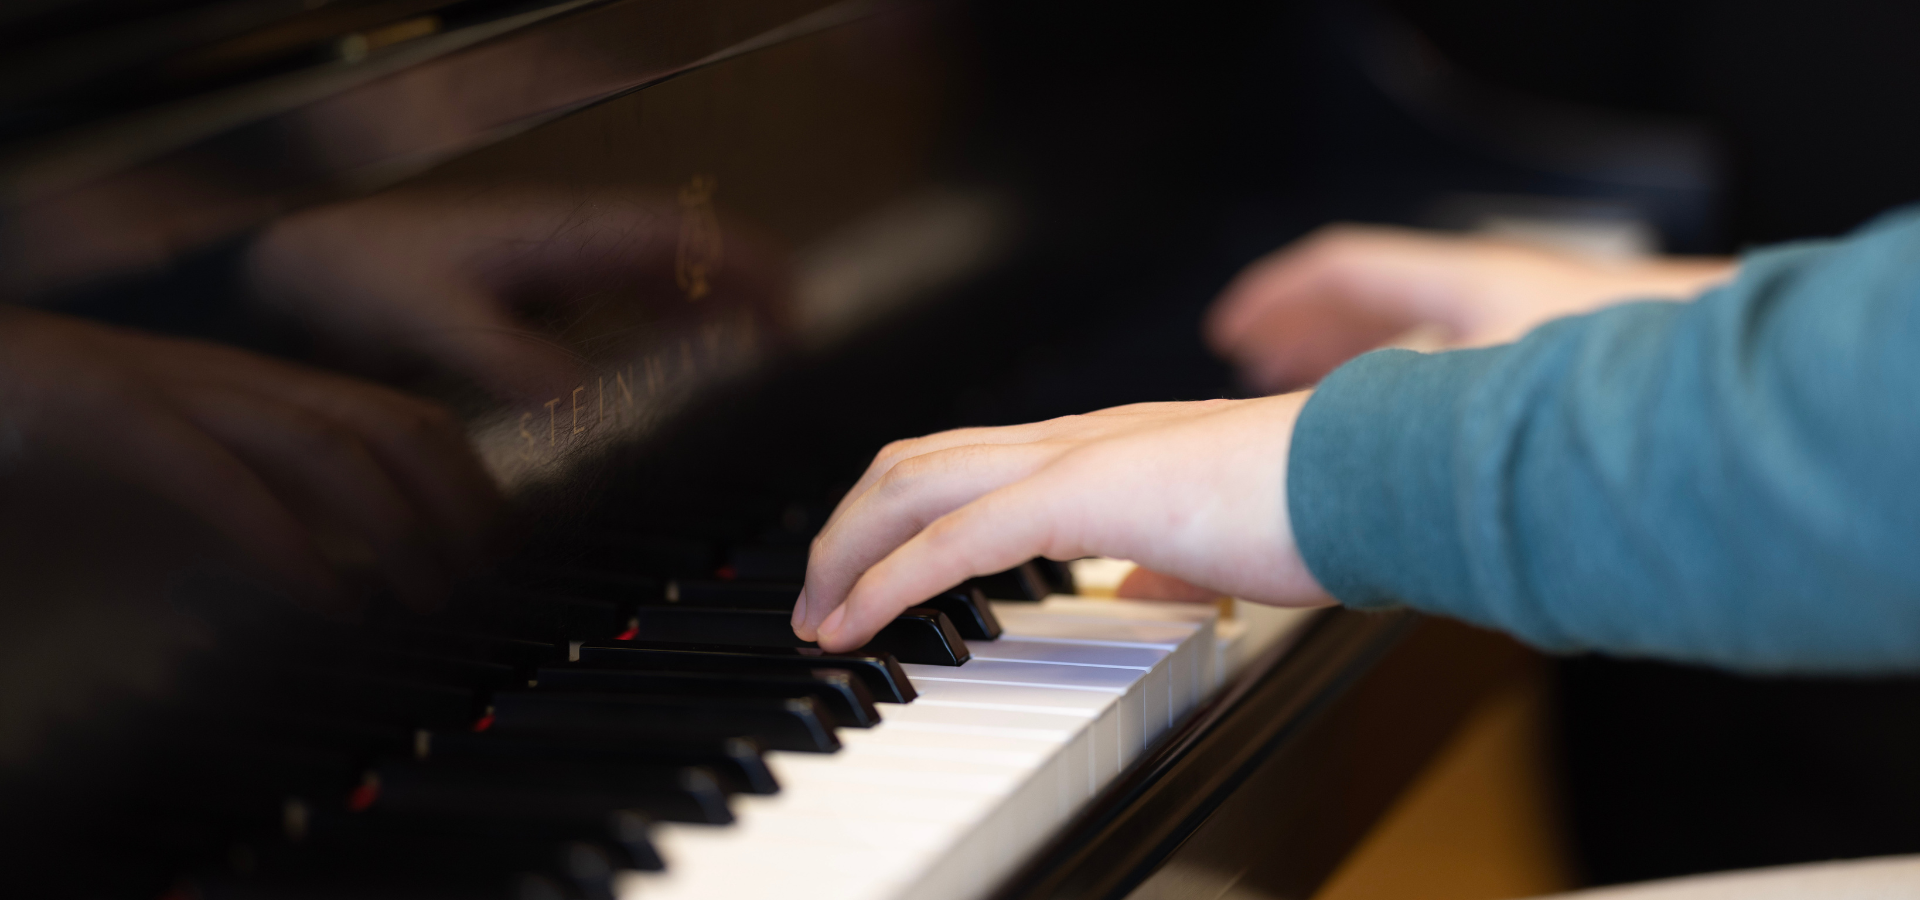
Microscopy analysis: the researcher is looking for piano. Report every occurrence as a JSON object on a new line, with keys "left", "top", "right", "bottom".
{"left": 0, "top": 0, "right": 1532, "bottom": 897}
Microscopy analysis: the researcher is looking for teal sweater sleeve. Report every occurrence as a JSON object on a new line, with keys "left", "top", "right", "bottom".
{"left": 1288, "top": 206, "right": 1920, "bottom": 674}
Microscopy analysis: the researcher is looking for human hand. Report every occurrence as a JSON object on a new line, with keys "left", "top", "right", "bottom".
{"left": 0, "top": 307, "right": 500, "bottom": 615}
{"left": 246, "top": 188, "right": 788, "bottom": 403}
{"left": 1204, "top": 224, "right": 1736, "bottom": 394}
{"left": 791, "top": 394, "right": 1333, "bottom": 652}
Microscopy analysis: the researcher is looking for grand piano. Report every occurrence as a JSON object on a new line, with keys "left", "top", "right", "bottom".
{"left": 0, "top": 1, "right": 1528, "bottom": 897}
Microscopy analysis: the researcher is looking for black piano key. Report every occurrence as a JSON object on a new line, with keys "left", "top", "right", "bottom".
{"left": 664, "top": 578, "right": 1000, "bottom": 642}
{"left": 602, "top": 809, "right": 666, "bottom": 871}
{"left": 378, "top": 653, "right": 522, "bottom": 693}
{"left": 725, "top": 545, "right": 809, "bottom": 581}
{"left": 626, "top": 605, "right": 792, "bottom": 645}
{"left": 533, "top": 666, "right": 881, "bottom": 728}
{"left": 458, "top": 590, "right": 631, "bottom": 641}
{"left": 208, "top": 713, "right": 418, "bottom": 759}
{"left": 576, "top": 532, "right": 724, "bottom": 576}
{"left": 330, "top": 802, "right": 660, "bottom": 875}
{"left": 661, "top": 579, "right": 797, "bottom": 610}
{"left": 574, "top": 640, "right": 917, "bottom": 703}
{"left": 966, "top": 560, "right": 1054, "bottom": 601}
{"left": 1034, "top": 558, "right": 1077, "bottom": 595}
{"left": 526, "top": 567, "right": 669, "bottom": 604}
{"left": 424, "top": 729, "right": 779, "bottom": 795}
{"left": 490, "top": 691, "right": 841, "bottom": 753}
{"left": 387, "top": 629, "right": 566, "bottom": 671}
{"left": 916, "top": 587, "right": 1003, "bottom": 640}
{"left": 868, "top": 608, "right": 970, "bottom": 666}
{"left": 317, "top": 644, "right": 525, "bottom": 692}
{"left": 294, "top": 803, "right": 664, "bottom": 874}
{"left": 134, "top": 738, "right": 364, "bottom": 811}
{"left": 269, "top": 669, "right": 484, "bottom": 731}
{"left": 625, "top": 606, "right": 969, "bottom": 666}
{"left": 368, "top": 758, "right": 733, "bottom": 825}
{"left": 396, "top": 807, "right": 665, "bottom": 872}
{"left": 227, "top": 825, "right": 621, "bottom": 900}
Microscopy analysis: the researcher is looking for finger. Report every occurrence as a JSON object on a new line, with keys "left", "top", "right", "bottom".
{"left": 827, "top": 407, "right": 1212, "bottom": 536}
{"left": 69, "top": 390, "right": 353, "bottom": 616}
{"left": 271, "top": 374, "right": 502, "bottom": 572}
{"left": 161, "top": 340, "right": 502, "bottom": 572}
{"left": 379, "top": 284, "right": 591, "bottom": 405}
{"left": 1203, "top": 236, "right": 1339, "bottom": 354}
{"left": 817, "top": 474, "right": 1072, "bottom": 652}
{"left": 1230, "top": 300, "right": 1416, "bottom": 393}
{"left": 422, "top": 303, "right": 589, "bottom": 405}
{"left": 795, "top": 441, "right": 1066, "bottom": 641}
{"left": 178, "top": 388, "right": 449, "bottom": 613}
{"left": 1116, "top": 566, "right": 1223, "bottom": 603}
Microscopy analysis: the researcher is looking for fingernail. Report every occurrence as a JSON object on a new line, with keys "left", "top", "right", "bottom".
{"left": 790, "top": 588, "right": 813, "bottom": 640}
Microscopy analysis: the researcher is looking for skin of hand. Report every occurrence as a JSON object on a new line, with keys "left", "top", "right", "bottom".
{"left": 1204, "top": 224, "right": 1737, "bottom": 394}
{"left": 0, "top": 306, "right": 500, "bottom": 615}
{"left": 245, "top": 189, "right": 789, "bottom": 405}
{"left": 792, "top": 394, "right": 1333, "bottom": 652}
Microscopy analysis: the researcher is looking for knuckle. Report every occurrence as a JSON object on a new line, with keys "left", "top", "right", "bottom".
{"left": 875, "top": 438, "right": 918, "bottom": 465}
{"left": 878, "top": 453, "right": 936, "bottom": 495}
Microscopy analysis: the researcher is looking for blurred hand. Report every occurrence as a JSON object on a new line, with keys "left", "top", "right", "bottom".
{"left": 1204, "top": 224, "right": 1736, "bottom": 394}
{"left": 792, "top": 394, "right": 1333, "bottom": 652}
{"left": 246, "top": 189, "right": 788, "bottom": 404}
{"left": 0, "top": 307, "right": 500, "bottom": 614}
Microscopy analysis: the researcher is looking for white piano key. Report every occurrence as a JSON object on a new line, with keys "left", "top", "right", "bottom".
{"left": 874, "top": 702, "right": 1095, "bottom": 808}
{"left": 730, "top": 775, "right": 995, "bottom": 826}
{"left": 625, "top": 594, "right": 1235, "bottom": 900}
{"left": 901, "top": 658, "right": 1156, "bottom": 759}
{"left": 772, "top": 746, "right": 1033, "bottom": 799}
{"left": 628, "top": 733, "right": 1041, "bottom": 900}
{"left": 902, "top": 659, "right": 1141, "bottom": 692}
{"left": 1035, "top": 597, "right": 1221, "bottom": 698}
{"left": 905, "top": 678, "right": 1124, "bottom": 780}
{"left": 993, "top": 605, "right": 1204, "bottom": 724}
{"left": 836, "top": 726, "right": 1058, "bottom": 769}
{"left": 968, "top": 638, "right": 1168, "bottom": 669}
{"left": 630, "top": 821, "right": 930, "bottom": 900}
{"left": 890, "top": 744, "right": 1082, "bottom": 900}
{"left": 969, "top": 638, "right": 1172, "bottom": 735}
{"left": 906, "top": 678, "right": 1118, "bottom": 716}
{"left": 1217, "top": 601, "right": 1320, "bottom": 679}
{"left": 990, "top": 607, "right": 1197, "bottom": 648}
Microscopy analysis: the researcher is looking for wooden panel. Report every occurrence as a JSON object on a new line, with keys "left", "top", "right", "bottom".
{"left": 1314, "top": 658, "right": 1575, "bottom": 900}
{"left": 1117, "top": 615, "right": 1533, "bottom": 900}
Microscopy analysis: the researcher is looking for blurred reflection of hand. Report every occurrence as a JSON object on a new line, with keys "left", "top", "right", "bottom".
{"left": 0, "top": 307, "right": 500, "bottom": 614}
{"left": 245, "top": 189, "right": 785, "bottom": 403}
{"left": 1204, "top": 224, "right": 1736, "bottom": 394}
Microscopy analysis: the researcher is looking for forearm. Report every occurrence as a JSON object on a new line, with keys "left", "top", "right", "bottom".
{"left": 1289, "top": 207, "right": 1920, "bottom": 673}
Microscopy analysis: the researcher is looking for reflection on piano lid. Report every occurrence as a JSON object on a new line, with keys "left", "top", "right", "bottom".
{"left": 0, "top": 0, "right": 1523, "bottom": 897}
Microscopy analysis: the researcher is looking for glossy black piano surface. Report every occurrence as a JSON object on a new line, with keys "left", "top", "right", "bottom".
{"left": 0, "top": 2, "right": 1511, "bottom": 898}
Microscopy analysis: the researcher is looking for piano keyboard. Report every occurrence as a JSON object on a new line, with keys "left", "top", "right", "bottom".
{"left": 151, "top": 558, "right": 1314, "bottom": 900}
{"left": 626, "top": 593, "right": 1315, "bottom": 900}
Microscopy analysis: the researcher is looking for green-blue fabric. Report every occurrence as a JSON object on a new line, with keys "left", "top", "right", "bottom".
{"left": 1288, "top": 205, "right": 1920, "bottom": 674}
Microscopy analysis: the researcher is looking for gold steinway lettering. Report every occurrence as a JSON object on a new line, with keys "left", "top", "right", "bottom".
{"left": 614, "top": 366, "right": 635, "bottom": 411}
{"left": 518, "top": 412, "right": 539, "bottom": 460}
